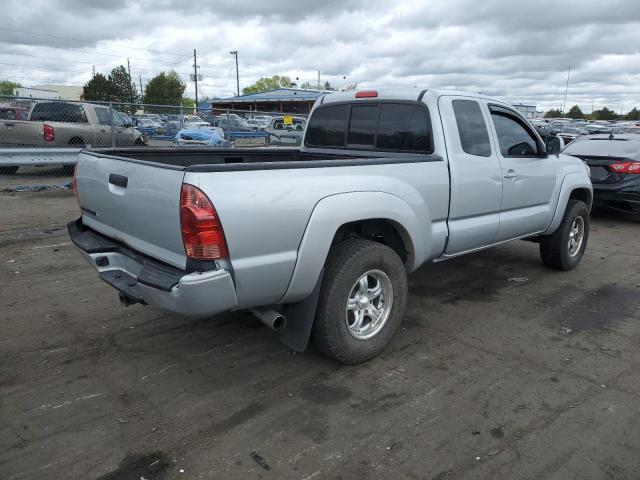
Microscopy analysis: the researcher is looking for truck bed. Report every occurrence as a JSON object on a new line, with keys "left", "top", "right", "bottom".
{"left": 91, "top": 147, "right": 352, "bottom": 166}
{"left": 88, "top": 147, "right": 433, "bottom": 171}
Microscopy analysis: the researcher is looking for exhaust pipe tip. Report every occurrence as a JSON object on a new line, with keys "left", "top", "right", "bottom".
{"left": 251, "top": 308, "right": 287, "bottom": 332}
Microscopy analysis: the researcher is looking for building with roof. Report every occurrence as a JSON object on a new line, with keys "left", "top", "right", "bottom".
{"left": 211, "top": 88, "right": 334, "bottom": 114}
{"left": 512, "top": 103, "right": 543, "bottom": 119}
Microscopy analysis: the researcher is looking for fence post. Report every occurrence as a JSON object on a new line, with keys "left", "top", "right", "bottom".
{"left": 109, "top": 102, "right": 116, "bottom": 148}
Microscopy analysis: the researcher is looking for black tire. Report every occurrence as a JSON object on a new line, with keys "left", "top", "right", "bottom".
{"left": 312, "top": 239, "right": 408, "bottom": 364}
{"left": 0, "top": 166, "right": 19, "bottom": 175}
{"left": 61, "top": 165, "right": 74, "bottom": 176}
{"left": 539, "top": 199, "right": 589, "bottom": 270}
{"left": 134, "top": 137, "right": 147, "bottom": 146}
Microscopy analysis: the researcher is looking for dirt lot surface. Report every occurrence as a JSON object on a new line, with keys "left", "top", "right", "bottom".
{"left": 1, "top": 188, "right": 640, "bottom": 480}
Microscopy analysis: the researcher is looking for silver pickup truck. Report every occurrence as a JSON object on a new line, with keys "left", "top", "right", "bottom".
{"left": 0, "top": 101, "right": 145, "bottom": 148}
{"left": 69, "top": 89, "right": 592, "bottom": 364}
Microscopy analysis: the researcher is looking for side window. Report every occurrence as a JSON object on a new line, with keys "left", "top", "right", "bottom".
{"left": 306, "top": 104, "right": 348, "bottom": 147}
{"left": 376, "top": 104, "right": 432, "bottom": 152}
{"left": 94, "top": 107, "right": 112, "bottom": 125}
{"left": 491, "top": 112, "right": 538, "bottom": 157}
{"left": 347, "top": 105, "right": 378, "bottom": 147}
{"left": 452, "top": 100, "right": 491, "bottom": 157}
{"left": 113, "top": 112, "right": 126, "bottom": 127}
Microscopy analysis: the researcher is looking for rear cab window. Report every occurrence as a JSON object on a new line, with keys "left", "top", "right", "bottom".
{"left": 452, "top": 100, "right": 491, "bottom": 157}
{"left": 306, "top": 101, "right": 433, "bottom": 153}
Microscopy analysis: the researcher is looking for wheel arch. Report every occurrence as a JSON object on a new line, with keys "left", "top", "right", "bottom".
{"left": 543, "top": 173, "right": 593, "bottom": 235}
{"left": 279, "top": 191, "right": 427, "bottom": 304}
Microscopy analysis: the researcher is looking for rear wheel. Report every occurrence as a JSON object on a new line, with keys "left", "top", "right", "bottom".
{"left": 540, "top": 199, "right": 589, "bottom": 270}
{"left": 312, "top": 239, "right": 407, "bottom": 364}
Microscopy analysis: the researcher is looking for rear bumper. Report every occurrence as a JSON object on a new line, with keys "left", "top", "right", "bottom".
{"left": 67, "top": 219, "right": 237, "bottom": 317}
{"left": 593, "top": 184, "right": 640, "bottom": 213}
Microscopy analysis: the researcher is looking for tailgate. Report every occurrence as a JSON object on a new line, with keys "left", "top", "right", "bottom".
{"left": 75, "top": 152, "right": 187, "bottom": 269}
{"left": 0, "top": 120, "right": 45, "bottom": 146}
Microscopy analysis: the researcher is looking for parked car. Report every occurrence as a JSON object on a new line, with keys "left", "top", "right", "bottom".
{"left": 182, "top": 115, "right": 211, "bottom": 128}
{"left": 211, "top": 116, "right": 253, "bottom": 135}
{"left": 245, "top": 119, "right": 267, "bottom": 130}
{"left": 0, "top": 101, "right": 146, "bottom": 148}
{"left": 69, "top": 88, "right": 592, "bottom": 364}
{"left": 264, "top": 116, "right": 307, "bottom": 145}
{"left": 580, "top": 124, "right": 612, "bottom": 135}
{"left": 134, "top": 117, "right": 165, "bottom": 135}
{"left": 624, "top": 126, "right": 640, "bottom": 134}
{"left": 563, "top": 134, "right": 640, "bottom": 215}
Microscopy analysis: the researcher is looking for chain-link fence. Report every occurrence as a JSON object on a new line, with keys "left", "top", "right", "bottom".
{"left": 0, "top": 95, "right": 309, "bottom": 187}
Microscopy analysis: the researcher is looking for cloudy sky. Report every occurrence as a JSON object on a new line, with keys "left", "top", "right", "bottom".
{"left": 2, "top": 0, "right": 640, "bottom": 112}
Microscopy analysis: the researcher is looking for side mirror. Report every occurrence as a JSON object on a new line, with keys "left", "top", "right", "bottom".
{"left": 546, "top": 136, "right": 564, "bottom": 155}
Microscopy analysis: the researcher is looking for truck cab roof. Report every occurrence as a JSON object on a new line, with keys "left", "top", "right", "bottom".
{"left": 320, "top": 88, "right": 510, "bottom": 107}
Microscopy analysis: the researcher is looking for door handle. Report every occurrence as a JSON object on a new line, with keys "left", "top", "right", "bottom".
{"left": 503, "top": 169, "right": 517, "bottom": 179}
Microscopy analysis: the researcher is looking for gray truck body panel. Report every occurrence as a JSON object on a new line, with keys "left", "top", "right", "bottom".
{"left": 71, "top": 88, "right": 592, "bottom": 317}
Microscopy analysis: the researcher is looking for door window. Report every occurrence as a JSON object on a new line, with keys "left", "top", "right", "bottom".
{"left": 94, "top": 107, "right": 112, "bottom": 125}
{"left": 491, "top": 112, "right": 539, "bottom": 157}
{"left": 453, "top": 100, "right": 491, "bottom": 157}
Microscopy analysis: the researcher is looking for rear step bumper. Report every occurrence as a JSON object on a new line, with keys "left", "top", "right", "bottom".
{"left": 67, "top": 219, "right": 238, "bottom": 317}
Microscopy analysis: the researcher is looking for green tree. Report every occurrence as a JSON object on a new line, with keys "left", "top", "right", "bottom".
{"left": 108, "top": 66, "right": 139, "bottom": 113}
{"left": 143, "top": 70, "right": 186, "bottom": 105}
{"left": 566, "top": 105, "right": 584, "bottom": 119}
{"left": 241, "top": 75, "right": 292, "bottom": 95}
{"left": 323, "top": 81, "right": 337, "bottom": 91}
{"left": 544, "top": 108, "right": 562, "bottom": 118}
{"left": 592, "top": 106, "right": 617, "bottom": 121}
{"left": 82, "top": 73, "right": 113, "bottom": 102}
{"left": 625, "top": 107, "right": 639, "bottom": 121}
{"left": 0, "top": 80, "right": 21, "bottom": 96}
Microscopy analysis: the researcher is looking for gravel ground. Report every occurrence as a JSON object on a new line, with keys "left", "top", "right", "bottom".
{"left": 1, "top": 188, "right": 639, "bottom": 480}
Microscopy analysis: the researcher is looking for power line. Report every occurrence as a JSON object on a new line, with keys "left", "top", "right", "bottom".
{"left": 0, "top": 27, "right": 192, "bottom": 59}
{"left": 0, "top": 40, "right": 186, "bottom": 67}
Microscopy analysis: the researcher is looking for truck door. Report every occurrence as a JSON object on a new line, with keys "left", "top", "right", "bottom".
{"left": 486, "top": 105, "right": 556, "bottom": 241}
{"left": 439, "top": 96, "right": 503, "bottom": 254}
{"left": 113, "top": 112, "right": 135, "bottom": 146}
{"left": 92, "top": 106, "right": 114, "bottom": 147}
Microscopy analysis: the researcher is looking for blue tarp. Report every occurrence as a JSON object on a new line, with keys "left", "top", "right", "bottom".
{"left": 174, "top": 129, "right": 226, "bottom": 147}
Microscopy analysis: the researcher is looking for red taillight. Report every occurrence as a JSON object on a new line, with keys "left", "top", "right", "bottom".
{"left": 43, "top": 124, "right": 55, "bottom": 142}
{"left": 355, "top": 90, "right": 378, "bottom": 98}
{"left": 609, "top": 162, "right": 640, "bottom": 174}
{"left": 180, "top": 184, "right": 228, "bottom": 260}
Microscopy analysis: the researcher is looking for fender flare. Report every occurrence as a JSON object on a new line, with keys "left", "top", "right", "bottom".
{"left": 543, "top": 173, "right": 593, "bottom": 235}
{"left": 279, "top": 191, "right": 427, "bottom": 304}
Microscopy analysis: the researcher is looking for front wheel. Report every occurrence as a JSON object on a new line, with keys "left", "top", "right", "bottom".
{"left": 539, "top": 199, "right": 589, "bottom": 270}
{"left": 312, "top": 239, "right": 407, "bottom": 364}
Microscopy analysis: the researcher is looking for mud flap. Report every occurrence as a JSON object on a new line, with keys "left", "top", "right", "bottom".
{"left": 278, "top": 270, "right": 324, "bottom": 352}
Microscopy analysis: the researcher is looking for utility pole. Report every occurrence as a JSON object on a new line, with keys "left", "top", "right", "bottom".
{"left": 193, "top": 49, "right": 199, "bottom": 110}
{"left": 561, "top": 68, "right": 571, "bottom": 117}
{"left": 127, "top": 58, "right": 134, "bottom": 105}
{"left": 92, "top": 65, "right": 95, "bottom": 77}
{"left": 139, "top": 75, "right": 143, "bottom": 110}
{"left": 230, "top": 50, "right": 239, "bottom": 96}
{"left": 317, "top": 70, "right": 321, "bottom": 91}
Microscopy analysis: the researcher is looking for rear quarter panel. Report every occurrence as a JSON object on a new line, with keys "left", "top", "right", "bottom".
{"left": 184, "top": 161, "right": 449, "bottom": 308}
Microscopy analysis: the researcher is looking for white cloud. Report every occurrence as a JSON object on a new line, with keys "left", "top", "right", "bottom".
{"left": 1, "top": 0, "right": 639, "bottom": 112}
